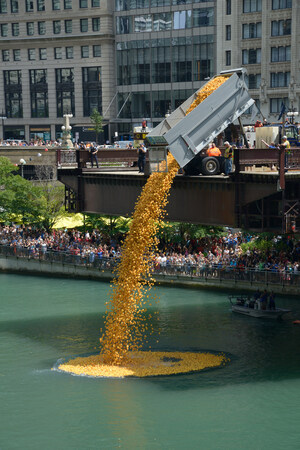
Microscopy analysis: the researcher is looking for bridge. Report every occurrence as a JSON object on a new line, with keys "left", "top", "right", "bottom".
{"left": 57, "top": 148, "right": 300, "bottom": 233}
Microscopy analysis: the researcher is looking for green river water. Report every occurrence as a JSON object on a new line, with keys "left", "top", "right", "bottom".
{"left": 1, "top": 273, "right": 300, "bottom": 450}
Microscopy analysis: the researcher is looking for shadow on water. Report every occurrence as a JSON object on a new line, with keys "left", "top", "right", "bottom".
{"left": 1, "top": 299, "right": 300, "bottom": 390}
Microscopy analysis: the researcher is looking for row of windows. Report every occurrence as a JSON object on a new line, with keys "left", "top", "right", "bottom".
{"left": 227, "top": 0, "right": 292, "bottom": 15}
{"left": 116, "top": 8, "right": 214, "bottom": 33}
{"left": 115, "top": 0, "right": 211, "bottom": 10}
{"left": 245, "top": 72, "right": 291, "bottom": 89}
{"left": 117, "top": 35, "right": 214, "bottom": 85}
{"left": 225, "top": 45, "right": 291, "bottom": 67}
{"left": 2, "top": 45, "right": 101, "bottom": 61}
{"left": 0, "top": 0, "right": 100, "bottom": 14}
{"left": 0, "top": 18, "right": 101, "bottom": 37}
{"left": 225, "top": 20, "right": 291, "bottom": 42}
{"left": 3, "top": 67, "right": 102, "bottom": 118}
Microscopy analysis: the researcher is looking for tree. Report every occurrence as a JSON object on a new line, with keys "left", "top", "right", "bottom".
{"left": 90, "top": 108, "right": 103, "bottom": 144}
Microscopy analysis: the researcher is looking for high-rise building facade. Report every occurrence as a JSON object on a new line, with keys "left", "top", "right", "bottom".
{"left": 0, "top": 1, "right": 299, "bottom": 142}
{"left": 0, "top": 0, "right": 115, "bottom": 142}
{"left": 216, "top": 0, "right": 299, "bottom": 122}
{"left": 115, "top": 0, "right": 216, "bottom": 137}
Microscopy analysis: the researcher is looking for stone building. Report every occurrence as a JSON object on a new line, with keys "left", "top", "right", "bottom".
{"left": 216, "top": 0, "right": 299, "bottom": 123}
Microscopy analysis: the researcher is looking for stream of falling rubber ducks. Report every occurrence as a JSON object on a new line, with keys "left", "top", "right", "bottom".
{"left": 58, "top": 76, "right": 229, "bottom": 377}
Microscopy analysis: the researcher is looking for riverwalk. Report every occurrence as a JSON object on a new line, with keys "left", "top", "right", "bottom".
{"left": 0, "top": 245, "right": 299, "bottom": 297}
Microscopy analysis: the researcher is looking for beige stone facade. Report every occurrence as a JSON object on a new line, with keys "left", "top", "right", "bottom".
{"left": 216, "top": 0, "right": 299, "bottom": 123}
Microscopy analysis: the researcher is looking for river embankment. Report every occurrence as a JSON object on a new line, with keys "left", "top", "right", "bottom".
{"left": 0, "top": 254, "right": 299, "bottom": 297}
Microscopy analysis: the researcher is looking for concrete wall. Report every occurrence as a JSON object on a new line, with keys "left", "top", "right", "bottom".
{"left": 1, "top": 255, "right": 298, "bottom": 297}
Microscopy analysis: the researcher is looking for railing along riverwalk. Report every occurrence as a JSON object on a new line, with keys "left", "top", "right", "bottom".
{"left": 1, "top": 244, "right": 299, "bottom": 289}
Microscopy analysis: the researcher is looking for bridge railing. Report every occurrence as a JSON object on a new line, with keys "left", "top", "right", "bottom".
{"left": 1, "top": 244, "right": 299, "bottom": 288}
{"left": 57, "top": 149, "right": 141, "bottom": 169}
{"left": 56, "top": 147, "right": 300, "bottom": 173}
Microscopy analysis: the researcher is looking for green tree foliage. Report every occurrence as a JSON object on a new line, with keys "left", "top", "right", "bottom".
{"left": 0, "top": 156, "right": 65, "bottom": 229}
{"left": 84, "top": 214, "right": 131, "bottom": 240}
{"left": 90, "top": 109, "right": 103, "bottom": 144}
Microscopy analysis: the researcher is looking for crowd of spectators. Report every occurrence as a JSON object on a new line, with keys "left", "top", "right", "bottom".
{"left": 0, "top": 225, "right": 299, "bottom": 277}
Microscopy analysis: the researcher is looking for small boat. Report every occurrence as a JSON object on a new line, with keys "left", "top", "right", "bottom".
{"left": 229, "top": 295, "right": 291, "bottom": 320}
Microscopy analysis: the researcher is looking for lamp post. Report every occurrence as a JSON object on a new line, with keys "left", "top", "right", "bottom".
{"left": 287, "top": 109, "right": 299, "bottom": 124}
{"left": 61, "top": 113, "right": 74, "bottom": 148}
{"left": 19, "top": 158, "right": 26, "bottom": 178}
{"left": 0, "top": 109, "right": 7, "bottom": 140}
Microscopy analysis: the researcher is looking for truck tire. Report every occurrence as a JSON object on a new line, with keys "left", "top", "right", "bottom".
{"left": 201, "top": 157, "right": 220, "bottom": 175}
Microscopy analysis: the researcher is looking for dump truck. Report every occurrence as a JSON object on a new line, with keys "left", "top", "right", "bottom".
{"left": 145, "top": 68, "right": 254, "bottom": 175}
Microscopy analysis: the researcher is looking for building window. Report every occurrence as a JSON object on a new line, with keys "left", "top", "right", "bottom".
{"left": 56, "top": 68, "right": 75, "bottom": 116}
{"left": 245, "top": 73, "right": 261, "bottom": 89}
{"left": 54, "top": 47, "right": 62, "bottom": 59}
{"left": 30, "top": 69, "right": 48, "bottom": 118}
{"left": 65, "top": 20, "right": 72, "bottom": 33}
{"left": 26, "top": 0, "right": 34, "bottom": 12}
{"left": 270, "top": 97, "right": 289, "bottom": 114}
{"left": 12, "top": 23, "right": 19, "bottom": 36}
{"left": 226, "top": 0, "right": 231, "bottom": 15}
{"left": 39, "top": 48, "right": 47, "bottom": 60}
{"left": 38, "top": 22, "right": 46, "bottom": 35}
{"left": 93, "top": 45, "right": 101, "bottom": 57}
{"left": 52, "top": 0, "right": 60, "bottom": 9}
{"left": 0, "top": 23, "right": 8, "bottom": 37}
{"left": 242, "top": 48, "right": 261, "bottom": 64}
{"left": 64, "top": 0, "right": 72, "bottom": 9}
{"left": 193, "top": 8, "right": 214, "bottom": 27}
{"left": 242, "top": 22, "right": 262, "bottom": 39}
{"left": 27, "top": 22, "right": 34, "bottom": 35}
{"left": 173, "top": 11, "right": 191, "bottom": 30}
{"left": 37, "top": 0, "right": 45, "bottom": 11}
{"left": 92, "top": 0, "right": 100, "bottom": 6}
{"left": 271, "top": 46, "right": 291, "bottom": 62}
{"left": 116, "top": 16, "right": 132, "bottom": 34}
{"left": 271, "top": 19, "right": 291, "bottom": 36}
{"left": 272, "top": 0, "right": 292, "bottom": 9}
{"left": 13, "top": 49, "right": 20, "bottom": 61}
{"left": 4, "top": 70, "right": 23, "bottom": 118}
{"left": 66, "top": 46, "right": 73, "bottom": 59}
{"left": 28, "top": 48, "right": 36, "bottom": 60}
{"left": 226, "top": 50, "right": 231, "bottom": 66}
{"left": 82, "top": 66, "right": 102, "bottom": 116}
{"left": 53, "top": 20, "right": 61, "bottom": 34}
{"left": 2, "top": 49, "right": 9, "bottom": 61}
{"left": 243, "top": 0, "right": 262, "bottom": 13}
{"left": 11, "top": 0, "right": 18, "bottom": 13}
{"left": 226, "top": 25, "right": 231, "bottom": 40}
{"left": 270, "top": 72, "right": 290, "bottom": 87}
{"left": 79, "top": 0, "right": 87, "bottom": 7}
{"left": 0, "top": 0, "right": 8, "bottom": 13}
{"left": 92, "top": 17, "right": 100, "bottom": 31}
{"left": 80, "top": 18, "right": 88, "bottom": 32}
{"left": 153, "top": 12, "right": 172, "bottom": 31}
{"left": 81, "top": 46, "right": 89, "bottom": 58}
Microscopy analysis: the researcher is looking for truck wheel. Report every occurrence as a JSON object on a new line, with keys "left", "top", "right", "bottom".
{"left": 201, "top": 157, "right": 220, "bottom": 175}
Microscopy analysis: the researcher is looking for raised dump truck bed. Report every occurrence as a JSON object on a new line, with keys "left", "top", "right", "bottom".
{"left": 146, "top": 68, "right": 254, "bottom": 174}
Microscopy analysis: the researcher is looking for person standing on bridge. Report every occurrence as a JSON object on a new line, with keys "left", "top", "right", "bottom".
{"left": 206, "top": 143, "right": 221, "bottom": 157}
{"left": 90, "top": 143, "right": 99, "bottom": 168}
{"left": 137, "top": 143, "right": 147, "bottom": 173}
{"left": 224, "top": 141, "right": 233, "bottom": 175}
{"left": 281, "top": 135, "right": 291, "bottom": 169}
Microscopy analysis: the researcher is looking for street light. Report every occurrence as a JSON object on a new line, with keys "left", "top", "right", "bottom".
{"left": 287, "top": 108, "right": 299, "bottom": 124}
{"left": 20, "top": 158, "right": 26, "bottom": 178}
{"left": 0, "top": 109, "right": 7, "bottom": 140}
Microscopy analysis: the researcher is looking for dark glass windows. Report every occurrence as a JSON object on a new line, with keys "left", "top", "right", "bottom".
{"left": 56, "top": 68, "right": 75, "bottom": 116}
{"left": 4, "top": 70, "right": 23, "bottom": 118}
{"left": 82, "top": 67, "right": 102, "bottom": 116}
{"left": 92, "top": 17, "right": 100, "bottom": 31}
{"left": 30, "top": 69, "right": 48, "bottom": 118}
{"left": 271, "top": 46, "right": 291, "bottom": 62}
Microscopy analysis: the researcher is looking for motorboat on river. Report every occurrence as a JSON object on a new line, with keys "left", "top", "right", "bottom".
{"left": 229, "top": 295, "right": 291, "bottom": 319}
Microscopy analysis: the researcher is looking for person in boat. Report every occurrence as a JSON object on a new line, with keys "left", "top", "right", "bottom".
{"left": 260, "top": 290, "right": 268, "bottom": 310}
{"left": 268, "top": 292, "right": 276, "bottom": 310}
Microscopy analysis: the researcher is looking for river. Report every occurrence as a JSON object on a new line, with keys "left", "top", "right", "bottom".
{"left": 1, "top": 273, "right": 300, "bottom": 449}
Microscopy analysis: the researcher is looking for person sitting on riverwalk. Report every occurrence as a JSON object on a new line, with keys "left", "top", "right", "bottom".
{"left": 206, "top": 143, "right": 221, "bottom": 157}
